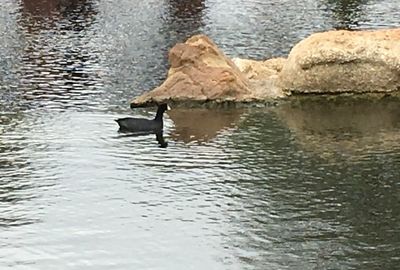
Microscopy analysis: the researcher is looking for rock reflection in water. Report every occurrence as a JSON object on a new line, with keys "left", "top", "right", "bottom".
{"left": 275, "top": 96, "right": 400, "bottom": 159}
{"left": 168, "top": 108, "right": 243, "bottom": 143}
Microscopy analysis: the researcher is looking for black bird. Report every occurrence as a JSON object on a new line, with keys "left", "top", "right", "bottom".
{"left": 115, "top": 103, "right": 170, "bottom": 133}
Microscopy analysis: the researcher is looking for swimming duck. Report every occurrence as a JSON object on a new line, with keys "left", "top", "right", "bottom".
{"left": 115, "top": 103, "right": 170, "bottom": 133}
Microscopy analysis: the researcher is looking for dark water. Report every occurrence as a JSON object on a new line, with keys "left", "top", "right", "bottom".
{"left": 1, "top": 0, "right": 400, "bottom": 269}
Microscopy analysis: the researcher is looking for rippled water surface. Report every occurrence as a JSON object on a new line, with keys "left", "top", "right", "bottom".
{"left": 1, "top": 0, "right": 400, "bottom": 269}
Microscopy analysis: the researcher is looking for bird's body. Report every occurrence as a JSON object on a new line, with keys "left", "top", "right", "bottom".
{"left": 115, "top": 103, "right": 169, "bottom": 133}
{"left": 115, "top": 117, "right": 163, "bottom": 133}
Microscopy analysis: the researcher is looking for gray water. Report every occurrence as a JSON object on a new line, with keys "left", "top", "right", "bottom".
{"left": 1, "top": 0, "right": 400, "bottom": 269}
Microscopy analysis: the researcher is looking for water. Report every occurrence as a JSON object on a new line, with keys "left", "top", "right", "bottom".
{"left": 1, "top": 0, "right": 400, "bottom": 269}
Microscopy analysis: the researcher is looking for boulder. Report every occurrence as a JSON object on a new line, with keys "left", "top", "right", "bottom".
{"left": 131, "top": 29, "right": 400, "bottom": 107}
{"left": 131, "top": 35, "right": 256, "bottom": 107}
{"left": 232, "top": 57, "right": 285, "bottom": 80}
{"left": 278, "top": 28, "right": 400, "bottom": 94}
{"left": 232, "top": 57, "right": 286, "bottom": 99}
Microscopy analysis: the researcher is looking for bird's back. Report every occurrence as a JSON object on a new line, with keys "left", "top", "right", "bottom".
{"left": 115, "top": 117, "right": 161, "bottom": 133}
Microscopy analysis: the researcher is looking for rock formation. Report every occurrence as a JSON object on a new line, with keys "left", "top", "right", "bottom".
{"left": 232, "top": 57, "right": 286, "bottom": 99}
{"left": 131, "top": 35, "right": 252, "bottom": 107}
{"left": 278, "top": 28, "right": 400, "bottom": 94}
{"left": 131, "top": 28, "right": 400, "bottom": 107}
{"left": 130, "top": 35, "right": 283, "bottom": 107}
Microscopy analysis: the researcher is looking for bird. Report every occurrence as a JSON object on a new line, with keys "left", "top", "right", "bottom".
{"left": 115, "top": 103, "right": 170, "bottom": 133}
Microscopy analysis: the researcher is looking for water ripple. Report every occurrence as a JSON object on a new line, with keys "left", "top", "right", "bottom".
{"left": 1, "top": 0, "right": 400, "bottom": 269}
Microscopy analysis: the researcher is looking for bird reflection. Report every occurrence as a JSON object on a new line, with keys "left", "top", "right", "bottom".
{"left": 117, "top": 131, "right": 168, "bottom": 148}
{"left": 155, "top": 131, "right": 168, "bottom": 148}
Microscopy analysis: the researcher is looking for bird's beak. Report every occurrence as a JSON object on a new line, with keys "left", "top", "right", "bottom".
{"left": 167, "top": 105, "right": 171, "bottom": 110}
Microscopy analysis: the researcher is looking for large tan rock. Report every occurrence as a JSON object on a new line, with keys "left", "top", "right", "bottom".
{"left": 131, "top": 35, "right": 256, "bottom": 107}
{"left": 232, "top": 57, "right": 286, "bottom": 99}
{"left": 232, "top": 58, "right": 285, "bottom": 80}
{"left": 131, "top": 29, "right": 400, "bottom": 107}
{"left": 279, "top": 28, "right": 400, "bottom": 94}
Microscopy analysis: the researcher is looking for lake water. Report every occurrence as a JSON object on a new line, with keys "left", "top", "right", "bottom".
{"left": 1, "top": 0, "right": 399, "bottom": 269}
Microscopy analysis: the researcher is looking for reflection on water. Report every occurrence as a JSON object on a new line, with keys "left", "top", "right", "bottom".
{"left": 275, "top": 96, "right": 400, "bottom": 160}
{"left": 326, "top": 0, "right": 367, "bottom": 29}
{"left": 21, "top": 0, "right": 96, "bottom": 22}
{"left": 117, "top": 131, "right": 168, "bottom": 148}
{"left": 1, "top": 0, "right": 400, "bottom": 269}
{"left": 17, "top": 0, "right": 103, "bottom": 111}
{"left": 166, "top": 0, "right": 205, "bottom": 36}
{"left": 168, "top": 0, "right": 205, "bottom": 19}
{"left": 0, "top": 136, "right": 40, "bottom": 228}
{"left": 169, "top": 108, "right": 243, "bottom": 143}
{"left": 228, "top": 104, "right": 400, "bottom": 269}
